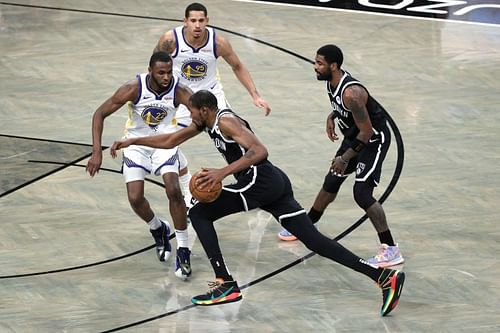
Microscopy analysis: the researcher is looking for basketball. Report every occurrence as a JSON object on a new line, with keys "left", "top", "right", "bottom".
{"left": 189, "top": 171, "right": 222, "bottom": 203}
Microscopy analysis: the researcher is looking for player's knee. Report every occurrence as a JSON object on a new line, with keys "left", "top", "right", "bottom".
{"left": 323, "top": 172, "right": 345, "bottom": 193}
{"left": 127, "top": 193, "right": 145, "bottom": 209}
{"left": 353, "top": 182, "right": 376, "bottom": 210}
{"left": 165, "top": 186, "right": 184, "bottom": 203}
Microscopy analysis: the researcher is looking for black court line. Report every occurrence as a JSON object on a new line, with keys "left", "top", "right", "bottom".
{"left": 0, "top": 134, "right": 106, "bottom": 198}
{"left": 0, "top": 3, "right": 405, "bottom": 331}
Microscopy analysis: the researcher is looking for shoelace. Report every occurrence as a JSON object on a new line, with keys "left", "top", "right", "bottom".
{"left": 205, "top": 280, "right": 224, "bottom": 294}
{"left": 377, "top": 269, "right": 393, "bottom": 288}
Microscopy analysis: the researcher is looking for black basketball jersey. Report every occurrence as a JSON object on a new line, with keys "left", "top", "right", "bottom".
{"left": 207, "top": 109, "right": 259, "bottom": 178}
{"left": 326, "top": 71, "right": 387, "bottom": 140}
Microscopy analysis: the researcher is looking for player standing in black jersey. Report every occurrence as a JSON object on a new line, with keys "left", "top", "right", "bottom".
{"left": 278, "top": 44, "right": 404, "bottom": 268}
{"left": 110, "top": 90, "right": 404, "bottom": 316}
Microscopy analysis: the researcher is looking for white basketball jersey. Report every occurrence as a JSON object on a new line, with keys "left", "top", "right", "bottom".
{"left": 125, "top": 73, "right": 179, "bottom": 137}
{"left": 172, "top": 26, "right": 222, "bottom": 91}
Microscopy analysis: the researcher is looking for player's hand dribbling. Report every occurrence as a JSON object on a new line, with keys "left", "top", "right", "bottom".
{"left": 195, "top": 168, "right": 225, "bottom": 190}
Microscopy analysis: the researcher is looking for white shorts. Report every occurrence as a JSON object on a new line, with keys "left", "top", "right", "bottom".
{"left": 122, "top": 145, "right": 189, "bottom": 183}
{"left": 174, "top": 85, "right": 230, "bottom": 128}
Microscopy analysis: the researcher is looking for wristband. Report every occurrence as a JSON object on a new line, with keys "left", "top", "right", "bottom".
{"left": 339, "top": 156, "right": 349, "bottom": 165}
{"left": 350, "top": 138, "right": 366, "bottom": 152}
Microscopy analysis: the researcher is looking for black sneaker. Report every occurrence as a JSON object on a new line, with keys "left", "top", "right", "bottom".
{"left": 149, "top": 221, "right": 172, "bottom": 262}
{"left": 191, "top": 279, "right": 242, "bottom": 306}
{"left": 378, "top": 269, "right": 405, "bottom": 316}
{"left": 174, "top": 247, "right": 192, "bottom": 280}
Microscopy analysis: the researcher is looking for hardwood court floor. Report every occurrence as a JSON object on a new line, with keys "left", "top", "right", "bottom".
{"left": 1, "top": 1, "right": 499, "bottom": 332}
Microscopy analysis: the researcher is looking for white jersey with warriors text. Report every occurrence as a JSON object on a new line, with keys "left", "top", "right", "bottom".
{"left": 125, "top": 73, "right": 179, "bottom": 137}
{"left": 172, "top": 26, "right": 222, "bottom": 92}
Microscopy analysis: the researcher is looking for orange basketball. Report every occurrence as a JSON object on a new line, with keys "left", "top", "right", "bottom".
{"left": 189, "top": 171, "right": 223, "bottom": 203}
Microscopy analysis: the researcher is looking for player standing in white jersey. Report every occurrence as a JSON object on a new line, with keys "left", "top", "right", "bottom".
{"left": 86, "top": 52, "right": 193, "bottom": 280}
{"left": 154, "top": 2, "right": 271, "bottom": 124}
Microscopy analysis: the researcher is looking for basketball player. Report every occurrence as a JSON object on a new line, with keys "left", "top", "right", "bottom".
{"left": 277, "top": 45, "right": 404, "bottom": 268}
{"left": 109, "top": 90, "right": 405, "bottom": 316}
{"left": 154, "top": 2, "right": 271, "bottom": 128}
{"left": 86, "top": 52, "right": 192, "bottom": 280}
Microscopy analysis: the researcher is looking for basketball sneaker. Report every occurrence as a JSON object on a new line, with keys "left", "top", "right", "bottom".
{"left": 367, "top": 244, "right": 405, "bottom": 267}
{"left": 150, "top": 220, "right": 172, "bottom": 262}
{"left": 174, "top": 247, "right": 192, "bottom": 280}
{"left": 278, "top": 228, "right": 297, "bottom": 241}
{"left": 378, "top": 269, "right": 405, "bottom": 316}
{"left": 191, "top": 278, "right": 242, "bottom": 306}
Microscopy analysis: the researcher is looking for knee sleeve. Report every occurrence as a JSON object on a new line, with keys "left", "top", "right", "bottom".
{"left": 353, "top": 182, "right": 376, "bottom": 210}
{"left": 322, "top": 172, "right": 347, "bottom": 193}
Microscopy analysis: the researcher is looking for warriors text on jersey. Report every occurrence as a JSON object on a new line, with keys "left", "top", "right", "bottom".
{"left": 326, "top": 71, "right": 387, "bottom": 140}
{"left": 125, "top": 73, "right": 179, "bottom": 137}
{"left": 172, "top": 26, "right": 221, "bottom": 92}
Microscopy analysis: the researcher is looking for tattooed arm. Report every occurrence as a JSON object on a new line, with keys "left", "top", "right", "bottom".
{"left": 154, "top": 30, "right": 177, "bottom": 54}
{"left": 330, "top": 84, "right": 374, "bottom": 175}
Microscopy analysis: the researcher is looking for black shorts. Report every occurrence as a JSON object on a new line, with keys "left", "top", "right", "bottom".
{"left": 324, "top": 127, "right": 391, "bottom": 190}
{"left": 189, "top": 160, "right": 305, "bottom": 223}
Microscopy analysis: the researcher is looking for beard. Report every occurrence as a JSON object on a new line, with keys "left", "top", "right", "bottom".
{"left": 316, "top": 70, "right": 332, "bottom": 81}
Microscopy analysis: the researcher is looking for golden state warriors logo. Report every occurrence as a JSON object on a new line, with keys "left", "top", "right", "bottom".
{"left": 141, "top": 106, "right": 168, "bottom": 127}
{"left": 181, "top": 58, "right": 208, "bottom": 82}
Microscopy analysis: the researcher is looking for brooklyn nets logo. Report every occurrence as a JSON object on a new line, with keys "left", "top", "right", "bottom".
{"left": 141, "top": 106, "right": 169, "bottom": 127}
{"left": 181, "top": 58, "right": 208, "bottom": 81}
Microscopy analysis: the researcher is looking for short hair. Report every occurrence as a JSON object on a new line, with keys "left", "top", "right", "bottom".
{"left": 149, "top": 51, "right": 172, "bottom": 68}
{"left": 317, "top": 44, "right": 343, "bottom": 68}
{"left": 185, "top": 2, "right": 207, "bottom": 18}
{"left": 189, "top": 90, "right": 218, "bottom": 110}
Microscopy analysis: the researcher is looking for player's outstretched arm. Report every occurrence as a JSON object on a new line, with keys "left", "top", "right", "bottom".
{"left": 216, "top": 35, "right": 271, "bottom": 116}
{"left": 86, "top": 80, "right": 138, "bottom": 177}
{"left": 110, "top": 124, "right": 201, "bottom": 158}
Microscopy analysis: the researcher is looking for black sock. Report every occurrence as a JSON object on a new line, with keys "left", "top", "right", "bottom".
{"left": 378, "top": 230, "right": 395, "bottom": 246}
{"left": 209, "top": 254, "right": 232, "bottom": 281}
{"left": 308, "top": 207, "right": 323, "bottom": 224}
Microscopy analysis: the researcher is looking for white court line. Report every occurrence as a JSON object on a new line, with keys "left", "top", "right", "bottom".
{"left": 0, "top": 149, "right": 36, "bottom": 160}
{"left": 235, "top": 0, "right": 500, "bottom": 28}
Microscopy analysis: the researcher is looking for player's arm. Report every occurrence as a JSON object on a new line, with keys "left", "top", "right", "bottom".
{"left": 154, "top": 30, "right": 176, "bottom": 54}
{"left": 174, "top": 83, "right": 194, "bottom": 107}
{"left": 218, "top": 115, "right": 268, "bottom": 178}
{"left": 110, "top": 123, "right": 201, "bottom": 158}
{"left": 86, "top": 79, "right": 139, "bottom": 177}
{"left": 338, "top": 85, "right": 373, "bottom": 162}
{"left": 216, "top": 35, "right": 271, "bottom": 116}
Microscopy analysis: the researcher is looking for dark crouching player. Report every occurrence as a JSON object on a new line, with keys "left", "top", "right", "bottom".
{"left": 110, "top": 90, "right": 405, "bottom": 316}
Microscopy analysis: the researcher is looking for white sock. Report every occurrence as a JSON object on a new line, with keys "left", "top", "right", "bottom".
{"left": 179, "top": 172, "right": 193, "bottom": 207}
{"left": 175, "top": 228, "right": 189, "bottom": 248}
{"left": 148, "top": 215, "right": 162, "bottom": 230}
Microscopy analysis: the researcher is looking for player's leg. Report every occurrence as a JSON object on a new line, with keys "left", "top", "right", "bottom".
{"left": 278, "top": 160, "right": 350, "bottom": 241}
{"left": 354, "top": 129, "right": 403, "bottom": 267}
{"left": 123, "top": 146, "right": 172, "bottom": 262}
{"left": 266, "top": 168, "right": 404, "bottom": 316}
{"left": 154, "top": 148, "right": 192, "bottom": 279}
{"left": 177, "top": 149, "right": 193, "bottom": 208}
{"left": 189, "top": 190, "right": 246, "bottom": 305}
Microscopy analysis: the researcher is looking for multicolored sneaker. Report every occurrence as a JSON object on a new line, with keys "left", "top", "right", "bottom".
{"left": 191, "top": 279, "right": 242, "bottom": 306}
{"left": 278, "top": 228, "right": 297, "bottom": 241}
{"left": 367, "top": 244, "right": 405, "bottom": 267}
{"left": 149, "top": 221, "right": 172, "bottom": 262}
{"left": 174, "top": 247, "right": 192, "bottom": 280}
{"left": 378, "top": 269, "right": 405, "bottom": 316}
